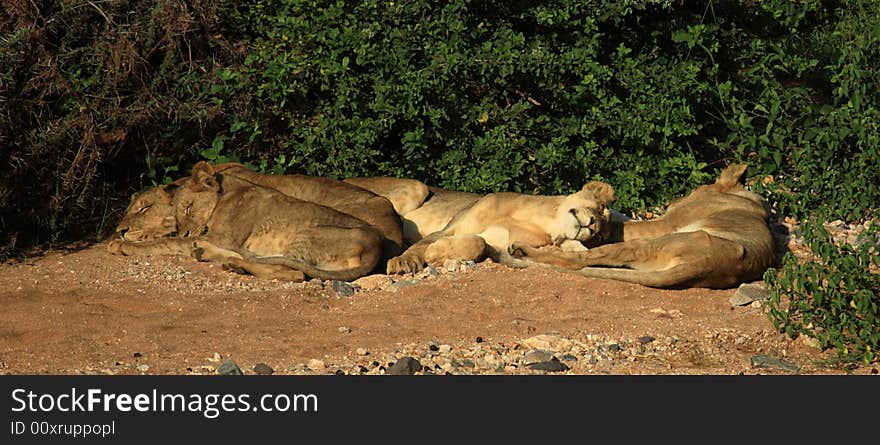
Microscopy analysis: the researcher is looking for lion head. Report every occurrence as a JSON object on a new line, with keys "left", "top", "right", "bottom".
{"left": 551, "top": 181, "right": 614, "bottom": 246}
{"left": 171, "top": 162, "right": 223, "bottom": 238}
{"left": 114, "top": 183, "right": 181, "bottom": 241}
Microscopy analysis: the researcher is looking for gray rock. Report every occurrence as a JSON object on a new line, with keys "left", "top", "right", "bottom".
{"left": 607, "top": 344, "right": 622, "bottom": 352}
{"left": 253, "top": 363, "right": 274, "bottom": 375}
{"left": 639, "top": 336, "right": 656, "bottom": 345}
{"left": 389, "top": 280, "right": 420, "bottom": 292}
{"left": 388, "top": 357, "right": 423, "bottom": 375}
{"left": 456, "top": 359, "right": 476, "bottom": 369}
{"left": 731, "top": 283, "right": 770, "bottom": 306}
{"left": 330, "top": 280, "right": 356, "bottom": 297}
{"left": 750, "top": 354, "right": 800, "bottom": 373}
{"left": 523, "top": 350, "right": 555, "bottom": 365}
{"left": 526, "top": 358, "right": 569, "bottom": 372}
{"left": 560, "top": 354, "right": 578, "bottom": 363}
{"left": 218, "top": 359, "right": 243, "bottom": 375}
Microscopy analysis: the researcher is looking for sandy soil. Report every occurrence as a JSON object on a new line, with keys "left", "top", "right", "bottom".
{"left": 0, "top": 243, "right": 874, "bottom": 375}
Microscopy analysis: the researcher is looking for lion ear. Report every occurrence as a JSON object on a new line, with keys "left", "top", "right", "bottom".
{"left": 716, "top": 164, "right": 749, "bottom": 187}
{"left": 581, "top": 181, "right": 615, "bottom": 204}
{"left": 191, "top": 161, "right": 220, "bottom": 192}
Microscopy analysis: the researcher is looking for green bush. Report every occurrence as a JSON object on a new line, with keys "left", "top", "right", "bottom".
{"left": 766, "top": 222, "right": 880, "bottom": 364}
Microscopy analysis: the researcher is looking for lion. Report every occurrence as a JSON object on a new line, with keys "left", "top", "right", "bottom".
{"left": 109, "top": 162, "right": 383, "bottom": 281}
{"left": 209, "top": 163, "right": 405, "bottom": 258}
{"left": 384, "top": 181, "right": 616, "bottom": 274}
{"left": 504, "top": 164, "right": 774, "bottom": 289}
{"left": 342, "top": 177, "right": 482, "bottom": 245}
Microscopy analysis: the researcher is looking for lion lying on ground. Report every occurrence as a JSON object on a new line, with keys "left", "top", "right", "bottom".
{"left": 110, "top": 162, "right": 383, "bottom": 281}
{"left": 504, "top": 164, "right": 774, "bottom": 289}
{"left": 343, "top": 177, "right": 482, "bottom": 245}
{"left": 382, "top": 181, "right": 616, "bottom": 274}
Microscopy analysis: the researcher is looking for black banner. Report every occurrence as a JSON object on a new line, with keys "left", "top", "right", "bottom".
{"left": 1, "top": 376, "right": 875, "bottom": 443}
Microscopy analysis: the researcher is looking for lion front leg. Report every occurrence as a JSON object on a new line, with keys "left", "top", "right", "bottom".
{"left": 108, "top": 238, "right": 194, "bottom": 257}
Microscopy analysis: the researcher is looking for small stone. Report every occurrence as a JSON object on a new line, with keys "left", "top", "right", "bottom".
{"left": 389, "top": 280, "right": 419, "bottom": 292}
{"left": 429, "top": 344, "right": 439, "bottom": 352}
{"left": 356, "top": 348, "right": 369, "bottom": 356}
{"left": 438, "top": 344, "right": 452, "bottom": 354}
{"left": 523, "top": 350, "right": 555, "bottom": 365}
{"left": 639, "top": 336, "right": 656, "bottom": 344}
{"left": 750, "top": 354, "right": 800, "bottom": 373}
{"left": 207, "top": 352, "right": 222, "bottom": 363}
{"left": 136, "top": 364, "right": 149, "bottom": 373}
{"left": 521, "top": 334, "right": 572, "bottom": 352}
{"left": 218, "top": 359, "right": 243, "bottom": 375}
{"left": 253, "top": 363, "right": 274, "bottom": 375}
{"left": 526, "top": 358, "right": 569, "bottom": 372}
{"left": 352, "top": 274, "right": 393, "bottom": 291}
{"left": 560, "top": 354, "right": 578, "bottom": 363}
{"left": 388, "top": 357, "right": 423, "bottom": 375}
{"left": 442, "top": 259, "right": 461, "bottom": 272}
{"left": 607, "top": 344, "right": 622, "bottom": 352}
{"left": 338, "top": 326, "right": 352, "bottom": 333}
{"left": 750, "top": 300, "right": 763, "bottom": 308}
{"left": 133, "top": 352, "right": 142, "bottom": 358}
{"left": 475, "top": 336, "right": 484, "bottom": 343}
{"left": 330, "top": 280, "right": 356, "bottom": 297}
{"left": 457, "top": 359, "right": 476, "bottom": 369}
{"left": 731, "top": 283, "right": 770, "bottom": 306}
{"left": 800, "top": 335, "right": 822, "bottom": 349}
{"left": 307, "top": 359, "right": 326, "bottom": 372}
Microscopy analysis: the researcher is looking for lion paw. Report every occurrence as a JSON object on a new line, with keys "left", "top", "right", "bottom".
{"left": 508, "top": 242, "right": 534, "bottom": 258}
{"left": 386, "top": 254, "right": 424, "bottom": 274}
{"left": 107, "top": 239, "right": 126, "bottom": 255}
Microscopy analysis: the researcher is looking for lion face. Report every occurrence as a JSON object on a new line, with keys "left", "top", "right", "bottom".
{"left": 115, "top": 185, "right": 179, "bottom": 241}
{"left": 551, "top": 181, "right": 615, "bottom": 246}
{"left": 171, "top": 161, "right": 223, "bottom": 238}
{"left": 172, "top": 184, "right": 218, "bottom": 238}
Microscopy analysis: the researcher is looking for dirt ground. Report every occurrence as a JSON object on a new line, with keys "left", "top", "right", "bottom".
{"left": 0, "top": 242, "right": 875, "bottom": 376}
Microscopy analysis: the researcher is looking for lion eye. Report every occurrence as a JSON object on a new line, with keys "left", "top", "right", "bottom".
{"left": 184, "top": 204, "right": 193, "bottom": 215}
{"left": 137, "top": 205, "right": 151, "bottom": 214}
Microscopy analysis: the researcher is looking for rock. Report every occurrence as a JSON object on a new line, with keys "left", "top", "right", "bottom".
{"left": 389, "top": 280, "right": 419, "bottom": 292}
{"left": 136, "top": 364, "right": 150, "bottom": 373}
{"left": 356, "top": 348, "right": 369, "bottom": 356}
{"left": 307, "top": 359, "right": 326, "bottom": 372}
{"left": 639, "top": 336, "right": 656, "bottom": 345}
{"left": 750, "top": 354, "right": 800, "bottom": 373}
{"left": 521, "top": 334, "right": 572, "bottom": 352}
{"left": 338, "top": 326, "right": 352, "bottom": 333}
{"left": 800, "top": 335, "right": 822, "bottom": 349}
{"left": 457, "top": 359, "right": 476, "bottom": 369}
{"left": 526, "top": 358, "right": 569, "bottom": 372}
{"left": 253, "top": 363, "right": 274, "bottom": 375}
{"left": 352, "top": 274, "right": 393, "bottom": 291}
{"left": 330, "top": 280, "right": 356, "bottom": 297}
{"left": 475, "top": 336, "right": 484, "bottom": 343}
{"left": 133, "top": 352, "right": 142, "bottom": 358}
{"left": 429, "top": 344, "right": 439, "bottom": 352}
{"left": 523, "top": 350, "right": 555, "bottom": 365}
{"left": 607, "top": 344, "right": 622, "bottom": 352}
{"left": 207, "top": 352, "right": 222, "bottom": 363}
{"left": 560, "top": 354, "right": 578, "bottom": 363}
{"left": 218, "top": 359, "right": 243, "bottom": 375}
{"left": 416, "top": 266, "right": 439, "bottom": 279}
{"left": 388, "top": 357, "right": 423, "bottom": 375}
{"left": 442, "top": 259, "right": 461, "bottom": 272}
{"left": 731, "top": 283, "right": 770, "bottom": 306}
{"left": 438, "top": 344, "right": 452, "bottom": 354}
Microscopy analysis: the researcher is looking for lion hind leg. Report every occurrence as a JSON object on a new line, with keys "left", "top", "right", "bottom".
{"left": 574, "top": 265, "right": 705, "bottom": 289}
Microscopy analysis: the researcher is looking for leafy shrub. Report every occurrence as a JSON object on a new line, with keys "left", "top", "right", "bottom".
{"left": 766, "top": 222, "right": 880, "bottom": 364}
